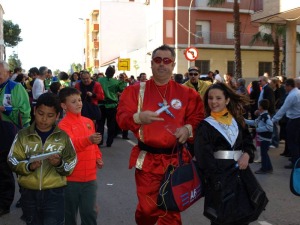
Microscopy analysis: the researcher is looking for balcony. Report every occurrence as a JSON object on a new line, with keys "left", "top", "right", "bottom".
{"left": 93, "top": 39, "right": 99, "bottom": 49}
{"left": 94, "top": 59, "right": 99, "bottom": 68}
{"left": 91, "top": 22, "right": 99, "bottom": 33}
{"left": 251, "top": 0, "right": 300, "bottom": 24}
{"left": 193, "top": 31, "right": 278, "bottom": 47}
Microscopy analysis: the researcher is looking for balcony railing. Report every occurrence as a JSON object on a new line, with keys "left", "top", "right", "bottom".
{"left": 194, "top": 31, "right": 279, "bottom": 47}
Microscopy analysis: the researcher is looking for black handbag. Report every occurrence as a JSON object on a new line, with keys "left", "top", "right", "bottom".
{"left": 157, "top": 142, "right": 203, "bottom": 212}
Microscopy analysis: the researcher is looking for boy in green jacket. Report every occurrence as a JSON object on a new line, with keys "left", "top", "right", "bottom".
{"left": 7, "top": 92, "right": 77, "bottom": 225}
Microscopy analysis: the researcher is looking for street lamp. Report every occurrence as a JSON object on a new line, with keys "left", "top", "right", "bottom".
{"left": 78, "top": 18, "right": 86, "bottom": 70}
{"left": 188, "top": 0, "right": 194, "bottom": 68}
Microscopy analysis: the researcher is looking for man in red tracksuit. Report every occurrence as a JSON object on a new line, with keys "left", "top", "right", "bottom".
{"left": 116, "top": 45, "right": 204, "bottom": 225}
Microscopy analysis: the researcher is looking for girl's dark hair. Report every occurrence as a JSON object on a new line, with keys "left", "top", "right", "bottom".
{"left": 203, "top": 83, "right": 251, "bottom": 127}
{"left": 70, "top": 72, "right": 80, "bottom": 82}
{"left": 59, "top": 87, "right": 81, "bottom": 103}
{"left": 36, "top": 92, "right": 61, "bottom": 114}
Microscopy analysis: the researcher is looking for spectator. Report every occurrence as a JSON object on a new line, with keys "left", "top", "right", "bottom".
{"left": 183, "top": 66, "right": 212, "bottom": 99}
{"left": 272, "top": 78, "right": 300, "bottom": 169}
{"left": 70, "top": 72, "right": 80, "bottom": 88}
{"left": 245, "top": 99, "right": 274, "bottom": 174}
{"left": 58, "top": 87, "right": 104, "bottom": 225}
{"left": 75, "top": 71, "right": 104, "bottom": 122}
{"left": 97, "top": 66, "right": 125, "bottom": 147}
{"left": 174, "top": 73, "right": 184, "bottom": 84}
{"left": 0, "top": 60, "right": 31, "bottom": 128}
{"left": 7, "top": 93, "right": 77, "bottom": 224}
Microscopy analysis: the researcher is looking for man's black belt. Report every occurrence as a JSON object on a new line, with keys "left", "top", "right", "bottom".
{"left": 138, "top": 141, "right": 179, "bottom": 154}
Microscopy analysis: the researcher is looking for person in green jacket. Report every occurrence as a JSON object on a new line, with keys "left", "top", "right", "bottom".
{"left": 97, "top": 66, "right": 125, "bottom": 147}
{"left": 7, "top": 92, "right": 77, "bottom": 225}
{"left": 0, "top": 60, "right": 31, "bottom": 128}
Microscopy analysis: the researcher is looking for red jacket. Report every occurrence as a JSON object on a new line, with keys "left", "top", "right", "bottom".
{"left": 58, "top": 112, "right": 102, "bottom": 182}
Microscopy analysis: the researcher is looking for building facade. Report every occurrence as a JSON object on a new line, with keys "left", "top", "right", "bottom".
{"left": 251, "top": 0, "right": 300, "bottom": 78}
{"left": 0, "top": 5, "right": 4, "bottom": 61}
{"left": 85, "top": 0, "right": 290, "bottom": 80}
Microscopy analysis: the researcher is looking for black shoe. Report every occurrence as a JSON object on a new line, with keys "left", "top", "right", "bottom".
{"left": 122, "top": 137, "right": 129, "bottom": 140}
{"left": 0, "top": 208, "right": 10, "bottom": 217}
{"left": 255, "top": 169, "right": 273, "bottom": 174}
{"left": 20, "top": 214, "right": 26, "bottom": 221}
{"left": 284, "top": 164, "right": 294, "bottom": 169}
{"left": 106, "top": 144, "right": 111, "bottom": 147}
{"left": 16, "top": 199, "right": 21, "bottom": 208}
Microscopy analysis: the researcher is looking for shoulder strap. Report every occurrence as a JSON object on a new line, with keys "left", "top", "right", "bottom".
{"left": 138, "top": 82, "right": 146, "bottom": 141}
{"left": 138, "top": 82, "right": 146, "bottom": 112}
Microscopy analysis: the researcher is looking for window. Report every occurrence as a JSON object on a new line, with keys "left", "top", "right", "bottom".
{"left": 258, "top": 62, "right": 272, "bottom": 77}
{"left": 227, "top": 61, "right": 235, "bottom": 75}
{"left": 195, "top": 60, "right": 210, "bottom": 74}
{"left": 195, "top": 21, "right": 210, "bottom": 44}
{"left": 227, "top": 0, "right": 240, "bottom": 2}
{"left": 166, "top": 20, "right": 173, "bottom": 38}
{"left": 226, "top": 23, "right": 234, "bottom": 39}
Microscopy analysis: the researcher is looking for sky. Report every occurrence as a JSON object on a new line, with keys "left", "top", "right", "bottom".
{"left": 1, "top": 0, "right": 99, "bottom": 72}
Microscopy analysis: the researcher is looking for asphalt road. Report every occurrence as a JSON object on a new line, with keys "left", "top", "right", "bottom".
{"left": 1, "top": 131, "right": 300, "bottom": 225}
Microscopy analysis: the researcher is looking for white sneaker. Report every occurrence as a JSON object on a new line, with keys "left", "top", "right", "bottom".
{"left": 254, "top": 158, "right": 261, "bottom": 163}
{"left": 269, "top": 145, "right": 276, "bottom": 149}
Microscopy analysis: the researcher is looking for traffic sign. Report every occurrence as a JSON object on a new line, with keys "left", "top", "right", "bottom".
{"left": 118, "top": 58, "right": 130, "bottom": 71}
{"left": 184, "top": 47, "right": 198, "bottom": 61}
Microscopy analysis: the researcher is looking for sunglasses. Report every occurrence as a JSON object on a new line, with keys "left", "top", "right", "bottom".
{"left": 152, "top": 57, "right": 173, "bottom": 65}
{"left": 189, "top": 73, "right": 199, "bottom": 76}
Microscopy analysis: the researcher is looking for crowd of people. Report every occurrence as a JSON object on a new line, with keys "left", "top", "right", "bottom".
{"left": 0, "top": 43, "right": 300, "bottom": 225}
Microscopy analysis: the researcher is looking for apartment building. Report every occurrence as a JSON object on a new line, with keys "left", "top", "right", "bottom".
{"left": 0, "top": 5, "right": 4, "bottom": 61}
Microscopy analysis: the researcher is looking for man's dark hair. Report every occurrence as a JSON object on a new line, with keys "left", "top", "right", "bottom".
{"left": 285, "top": 78, "right": 295, "bottom": 88}
{"left": 50, "top": 82, "right": 62, "bottom": 95}
{"left": 28, "top": 67, "right": 39, "bottom": 76}
{"left": 39, "top": 66, "right": 48, "bottom": 76}
{"left": 105, "top": 66, "right": 115, "bottom": 78}
{"left": 152, "top": 44, "right": 176, "bottom": 59}
{"left": 14, "top": 67, "right": 22, "bottom": 73}
{"left": 59, "top": 87, "right": 81, "bottom": 103}
{"left": 59, "top": 71, "right": 70, "bottom": 81}
{"left": 36, "top": 92, "right": 61, "bottom": 114}
{"left": 174, "top": 74, "right": 183, "bottom": 84}
{"left": 259, "top": 99, "right": 270, "bottom": 111}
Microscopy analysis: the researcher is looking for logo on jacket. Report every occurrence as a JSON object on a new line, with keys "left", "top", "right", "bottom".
{"left": 87, "top": 123, "right": 91, "bottom": 129}
{"left": 171, "top": 99, "right": 182, "bottom": 110}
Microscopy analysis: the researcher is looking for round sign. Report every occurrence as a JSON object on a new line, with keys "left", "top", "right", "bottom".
{"left": 184, "top": 47, "right": 198, "bottom": 61}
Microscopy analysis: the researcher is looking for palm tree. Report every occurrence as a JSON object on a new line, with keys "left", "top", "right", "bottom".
{"left": 208, "top": 0, "right": 242, "bottom": 78}
{"left": 250, "top": 24, "right": 284, "bottom": 77}
{"left": 249, "top": 24, "right": 300, "bottom": 77}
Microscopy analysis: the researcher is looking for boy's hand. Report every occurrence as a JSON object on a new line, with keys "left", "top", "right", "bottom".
{"left": 89, "top": 133, "right": 102, "bottom": 144}
{"left": 48, "top": 154, "right": 62, "bottom": 167}
{"left": 96, "top": 158, "right": 104, "bottom": 169}
{"left": 29, "top": 161, "right": 42, "bottom": 171}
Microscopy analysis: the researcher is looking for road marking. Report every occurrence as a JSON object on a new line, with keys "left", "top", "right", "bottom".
{"left": 258, "top": 221, "right": 273, "bottom": 225}
{"left": 127, "top": 139, "right": 136, "bottom": 146}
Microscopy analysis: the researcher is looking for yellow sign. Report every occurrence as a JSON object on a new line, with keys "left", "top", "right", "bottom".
{"left": 118, "top": 58, "right": 130, "bottom": 71}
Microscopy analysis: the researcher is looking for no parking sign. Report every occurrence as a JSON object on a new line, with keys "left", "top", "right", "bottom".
{"left": 184, "top": 47, "right": 198, "bottom": 61}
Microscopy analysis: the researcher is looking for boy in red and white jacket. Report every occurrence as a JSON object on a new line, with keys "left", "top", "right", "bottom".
{"left": 58, "top": 87, "right": 103, "bottom": 225}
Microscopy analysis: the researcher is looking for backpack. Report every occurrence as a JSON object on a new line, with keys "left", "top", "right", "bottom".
{"left": 290, "top": 158, "right": 300, "bottom": 196}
